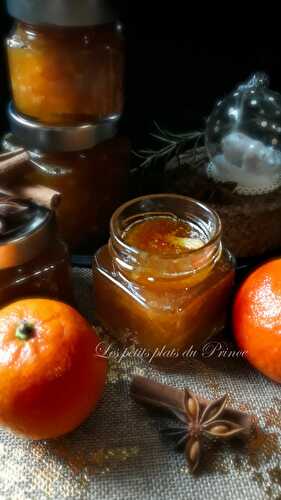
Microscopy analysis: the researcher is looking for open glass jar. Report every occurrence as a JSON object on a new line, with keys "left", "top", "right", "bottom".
{"left": 3, "top": 107, "right": 129, "bottom": 250}
{"left": 93, "top": 195, "right": 235, "bottom": 353}
{"left": 6, "top": 14, "right": 123, "bottom": 124}
{"left": 0, "top": 199, "right": 73, "bottom": 308}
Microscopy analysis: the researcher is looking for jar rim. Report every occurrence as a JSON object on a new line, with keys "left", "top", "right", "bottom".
{"left": 110, "top": 193, "right": 222, "bottom": 260}
{"left": 0, "top": 205, "right": 54, "bottom": 269}
{"left": 8, "top": 104, "right": 121, "bottom": 153}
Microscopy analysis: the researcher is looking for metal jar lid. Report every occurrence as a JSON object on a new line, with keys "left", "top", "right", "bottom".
{"left": 0, "top": 201, "right": 55, "bottom": 269}
{"left": 8, "top": 104, "right": 121, "bottom": 153}
{"left": 6, "top": 0, "right": 117, "bottom": 27}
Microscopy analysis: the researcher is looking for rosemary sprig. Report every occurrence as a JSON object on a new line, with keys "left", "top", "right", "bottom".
{"left": 134, "top": 122, "right": 204, "bottom": 169}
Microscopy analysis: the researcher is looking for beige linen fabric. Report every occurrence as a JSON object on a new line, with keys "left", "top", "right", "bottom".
{"left": 0, "top": 267, "right": 280, "bottom": 500}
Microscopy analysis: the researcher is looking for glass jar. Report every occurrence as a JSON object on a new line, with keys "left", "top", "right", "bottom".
{"left": 3, "top": 108, "right": 129, "bottom": 250}
{"left": 164, "top": 74, "right": 281, "bottom": 258}
{"left": 0, "top": 199, "right": 73, "bottom": 308}
{"left": 93, "top": 195, "right": 235, "bottom": 353}
{"left": 6, "top": 21, "right": 124, "bottom": 124}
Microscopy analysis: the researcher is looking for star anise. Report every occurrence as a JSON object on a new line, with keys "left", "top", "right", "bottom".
{"left": 163, "top": 390, "right": 245, "bottom": 472}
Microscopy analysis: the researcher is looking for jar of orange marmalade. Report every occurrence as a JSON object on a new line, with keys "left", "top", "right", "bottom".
{"left": 0, "top": 198, "right": 73, "bottom": 308}
{"left": 3, "top": 105, "right": 129, "bottom": 250}
{"left": 93, "top": 195, "right": 235, "bottom": 353}
{"left": 6, "top": 0, "right": 123, "bottom": 124}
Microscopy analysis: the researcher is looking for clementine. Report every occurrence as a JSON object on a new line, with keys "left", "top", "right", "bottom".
{"left": 233, "top": 259, "right": 281, "bottom": 384}
{"left": 0, "top": 298, "right": 107, "bottom": 439}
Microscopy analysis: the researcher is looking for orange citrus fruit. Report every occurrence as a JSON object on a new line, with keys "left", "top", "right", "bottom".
{"left": 0, "top": 298, "right": 107, "bottom": 439}
{"left": 233, "top": 259, "right": 281, "bottom": 384}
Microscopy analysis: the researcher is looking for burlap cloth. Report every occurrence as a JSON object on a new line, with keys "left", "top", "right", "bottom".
{"left": 0, "top": 267, "right": 280, "bottom": 500}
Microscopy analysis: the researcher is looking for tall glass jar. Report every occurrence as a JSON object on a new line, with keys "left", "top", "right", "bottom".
{"left": 6, "top": 22, "right": 124, "bottom": 125}
{"left": 93, "top": 195, "right": 235, "bottom": 353}
{"left": 3, "top": 107, "right": 129, "bottom": 250}
{"left": 0, "top": 199, "right": 73, "bottom": 307}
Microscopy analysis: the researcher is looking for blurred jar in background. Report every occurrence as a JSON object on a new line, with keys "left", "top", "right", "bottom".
{"left": 2, "top": 106, "right": 129, "bottom": 250}
{"left": 6, "top": 0, "right": 124, "bottom": 124}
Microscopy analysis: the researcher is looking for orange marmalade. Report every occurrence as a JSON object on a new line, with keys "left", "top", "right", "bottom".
{"left": 3, "top": 133, "right": 129, "bottom": 250}
{"left": 93, "top": 195, "right": 235, "bottom": 353}
{"left": 6, "top": 22, "right": 124, "bottom": 124}
{"left": 0, "top": 202, "right": 73, "bottom": 308}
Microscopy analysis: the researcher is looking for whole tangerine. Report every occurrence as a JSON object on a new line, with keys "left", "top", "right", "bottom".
{"left": 0, "top": 298, "right": 107, "bottom": 439}
{"left": 233, "top": 259, "right": 281, "bottom": 384}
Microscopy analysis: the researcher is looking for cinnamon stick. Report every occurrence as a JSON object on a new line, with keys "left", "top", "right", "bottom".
{"left": 2, "top": 185, "right": 61, "bottom": 210}
{"left": 0, "top": 149, "right": 29, "bottom": 175}
{"left": 131, "top": 376, "right": 253, "bottom": 437}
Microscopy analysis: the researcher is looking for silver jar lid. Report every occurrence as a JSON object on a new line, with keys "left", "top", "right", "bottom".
{"left": 6, "top": 0, "right": 117, "bottom": 27}
{"left": 0, "top": 200, "right": 55, "bottom": 269}
{"left": 8, "top": 104, "right": 121, "bottom": 153}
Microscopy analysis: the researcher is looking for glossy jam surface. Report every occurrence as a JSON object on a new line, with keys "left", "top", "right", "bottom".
{"left": 93, "top": 215, "right": 235, "bottom": 353}
{"left": 7, "top": 22, "right": 124, "bottom": 124}
{"left": 0, "top": 238, "right": 73, "bottom": 308}
{"left": 124, "top": 217, "right": 206, "bottom": 255}
{"left": 4, "top": 137, "right": 129, "bottom": 249}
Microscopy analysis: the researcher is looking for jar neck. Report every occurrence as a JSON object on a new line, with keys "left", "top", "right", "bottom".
{"left": 109, "top": 195, "right": 223, "bottom": 286}
{"left": 15, "top": 21, "right": 121, "bottom": 42}
{"left": 109, "top": 238, "right": 222, "bottom": 286}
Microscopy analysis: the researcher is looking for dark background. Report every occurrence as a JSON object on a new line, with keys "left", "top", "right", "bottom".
{"left": 1, "top": 2, "right": 281, "bottom": 148}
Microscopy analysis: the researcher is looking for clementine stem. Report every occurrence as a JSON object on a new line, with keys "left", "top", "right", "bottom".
{"left": 16, "top": 322, "right": 35, "bottom": 340}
